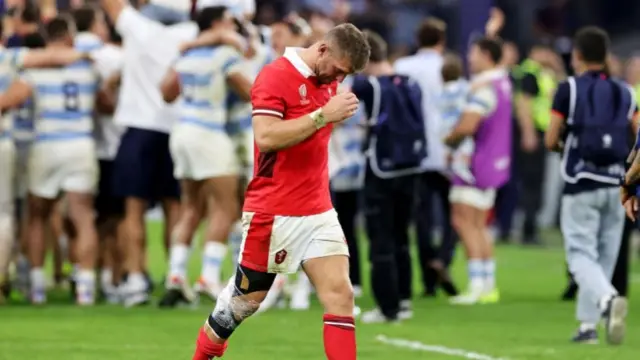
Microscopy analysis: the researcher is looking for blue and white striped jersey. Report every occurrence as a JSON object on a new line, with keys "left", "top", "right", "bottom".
{"left": 329, "top": 76, "right": 366, "bottom": 191}
{"left": 21, "top": 60, "right": 100, "bottom": 142}
{"left": 440, "top": 79, "right": 470, "bottom": 138}
{"left": 12, "top": 94, "right": 35, "bottom": 144}
{"left": 174, "top": 45, "right": 244, "bottom": 132}
{"left": 227, "top": 43, "right": 274, "bottom": 136}
{"left": 0, "top": 47, "right": 27, "bottom": 139}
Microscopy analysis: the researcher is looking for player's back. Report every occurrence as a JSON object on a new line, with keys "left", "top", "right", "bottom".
{"left": 24, "top": 60, "right": 99, "bottom": 141}
{"left": 245, "top": 55, "right": 337, "bottom": 216}
{"left": 175, "top": 45, "right": 239, "bottom": 130}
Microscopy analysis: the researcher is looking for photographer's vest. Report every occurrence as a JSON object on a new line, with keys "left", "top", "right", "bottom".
{"left": 514, "top": 59, "right": 556, "bottom": 131}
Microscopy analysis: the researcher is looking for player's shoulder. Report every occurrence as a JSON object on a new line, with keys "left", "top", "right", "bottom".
{"left": 254, "top": 58, "right": 294, "bottom": 84}
{"left": 215, "top": 44, "right": 243, "bottom": 58}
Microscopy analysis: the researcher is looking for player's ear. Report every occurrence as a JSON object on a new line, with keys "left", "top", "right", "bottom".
{"left": 318, "top": 42, "right": 328, "bottom": 56}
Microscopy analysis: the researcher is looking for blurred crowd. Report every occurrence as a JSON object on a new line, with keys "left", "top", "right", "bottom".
{"left": 0, "top": 0, "right": 637, "bottom": 313}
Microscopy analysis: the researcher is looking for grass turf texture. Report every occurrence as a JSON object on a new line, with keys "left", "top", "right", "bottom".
{"left": 0, "top": 222, "right": 638, "bottom": 360}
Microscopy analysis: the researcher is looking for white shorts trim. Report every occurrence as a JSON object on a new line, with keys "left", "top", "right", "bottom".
{"left": 449, "top": 186, "right": 496, "bottom": 210}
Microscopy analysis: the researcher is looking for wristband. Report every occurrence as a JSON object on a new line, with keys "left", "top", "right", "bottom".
{"left": 621, "top": 174, "right": 635, "bottom": 191}
{"left": 310, "top": 109, "right": 326, "bottom": 129}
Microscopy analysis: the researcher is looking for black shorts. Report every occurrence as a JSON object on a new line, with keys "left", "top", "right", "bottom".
{"left": 111, "top": 127, "right": 180, "bottom": 202}
{"left": 95, "top": 160, "right": 124, "bottom": 220}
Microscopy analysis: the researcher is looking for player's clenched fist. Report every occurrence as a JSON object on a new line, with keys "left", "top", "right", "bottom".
{"left": 321, "top": 92, "right": 359, "bottom": 123}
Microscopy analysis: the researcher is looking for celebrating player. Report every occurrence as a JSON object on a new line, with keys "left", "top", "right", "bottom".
{"left": 158, "top": 6, "right": 253, "bottom": 305}
{"left": 192, "top": 23, "right": 370, "bottom": 360}
{"left": 0, "top": 16, "right": 103, "bottom": 305}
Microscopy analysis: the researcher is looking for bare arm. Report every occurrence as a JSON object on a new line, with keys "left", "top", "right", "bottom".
{"left": 253, "top": 114, "right": 319, "bottom": 152}
{"left": 444, "top": 112, "right": 483, "bottom": 148}
{"left": 227, "top": 73, "right": 252, "bottom": 102}
{"left": 544, "top": 112, "right": 565, "bottom": 152}
{"left": 22, "top": 49, "right": 90, "bottom": 68}
{"left": 516, "top": 95, "right": 538, "bottom": 137}
{"left": 253, "top": 92, "right": 358, "bottom": 152}
{"left": 180, "top": 30, "right": 247, "bottom": 55}
{"left": 100, "top": 0, "right": 127, "bottom": 24}
{"left": 160, "top": 68, "right": 181, "bottom": 104}
{"left": 0, "top": 80, "right": 33, "bottom": 111}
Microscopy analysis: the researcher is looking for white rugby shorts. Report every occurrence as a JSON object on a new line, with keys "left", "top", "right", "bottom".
{"left": 449, "top": 185, "right": 496, "bottom": 211}
{"left": 0, "top": 138, "right": 16, "bottom": 212}
{"left": 28, "top": 139, "right": 98, "bottom": 199}
{"left": 170, "top": 124, "right": 241, "bottom": 180}
{"left": 238, "top": 209, "right": 349, "bottom": 274}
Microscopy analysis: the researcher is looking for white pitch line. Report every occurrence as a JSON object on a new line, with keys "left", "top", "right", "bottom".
{"left": 376, "top": 335, "right": 509, "bottom": 360}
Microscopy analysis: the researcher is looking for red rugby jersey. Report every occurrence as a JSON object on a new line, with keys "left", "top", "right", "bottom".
{"left": 244, "top": 48, "right": 338, "bottom": 216}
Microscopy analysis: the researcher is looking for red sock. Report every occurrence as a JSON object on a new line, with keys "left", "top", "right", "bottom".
{"left": 193, "top": 327, "right": 227, "bottom": 360}
{"left": 323, "top": 314, "right": 356, "bottom": 360}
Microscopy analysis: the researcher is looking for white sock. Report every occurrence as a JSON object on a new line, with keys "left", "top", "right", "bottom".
{"left": 229, "top": 221, "right": 243, "bottom": 268}
{"left": 483, "top": 258, "right": 496, "bottom": 291}
{"left": 71, "top": 264, "right": 79, "bottom": 281}
{"left": 202, "top": 242, "right": 228, "bottom": 284}
{"left": 580, "top": 322, "right": 596, "bottom": 332}
{"left": 127, "top": 272, "right": 147, "bottom": 291}
{"left": 168, "top": 244, "right": 190, "bottom": 280}
{"left": 76, "top": 269, "right": 96, "bottom": 292}
{"left": 30, "top": 267, "right": 46, "bottom": 290}
{"left": 100, "top": 268, "right": 114, "bottom": 291}
{"left": 0, "top": 213, "right": 14, "bottom": 279}
{"left": 467, "top": 259, "right": 484, "bottom": 292}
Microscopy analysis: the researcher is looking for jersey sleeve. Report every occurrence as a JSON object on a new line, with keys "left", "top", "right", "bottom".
{"left": 463, "top": 84, "right": 497, "bottom": 116}
{"left": 219, "top": 46, "right": 245, "bottom": 76}
{"left": 91, "top": 45, "right": 124, "bottom": 81}
{"left": 251, "top": 67, "right": 286, "bottom": 119}
{"left": 1, "top": 48, "right": 28, "bottom": 72}
{"left": 551, "top": 81, "right": 570, "bottom": 119}
{"left": 18, "top": 69, "right": 35, "bottom": 87}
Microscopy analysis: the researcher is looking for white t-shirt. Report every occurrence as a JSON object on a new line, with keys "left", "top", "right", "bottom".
{"left": 92, "top": 43, "right": 125, "bottom": 160}
{"left": 114, "top": 7, "right": 198, "bottom": 133}
{"left": 394, "top": 49, "right": 445, "bottom": 171}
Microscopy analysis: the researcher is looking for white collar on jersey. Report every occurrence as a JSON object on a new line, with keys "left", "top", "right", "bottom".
{"left": 283, "top": 47, "right": 315, "bottom": 78}
{"left": 75, "top": 32, "right": 102, "bottom": 44}
{"left": 471, "top": 67, "right": 507, "bottom": 83}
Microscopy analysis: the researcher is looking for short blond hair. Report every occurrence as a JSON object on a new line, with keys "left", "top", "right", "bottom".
{"left": 325, "top": 23, "right": 371, "bottom": 72}
{"left": 442, "top": 52, "right": 464, "bottom": 82}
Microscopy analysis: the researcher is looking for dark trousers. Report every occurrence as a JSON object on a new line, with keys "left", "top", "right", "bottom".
{"left": 332, "top": 190, "right": 362, "bottom": 287}
{"left": 364, "top": 165, "right": 414, "bottom": 319}
{"left": 414, "top": 171, "right": 456, "bottom": 294}
{"left": 519, "top": 131, "right": 546, "bottom": 243}
{"left": 612, "top": 218, "right": 632, "bottom": 296}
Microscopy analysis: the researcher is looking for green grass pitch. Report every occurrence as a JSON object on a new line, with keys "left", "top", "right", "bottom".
{"left": 0, "top": 222, "right": 639, "bottom": 360}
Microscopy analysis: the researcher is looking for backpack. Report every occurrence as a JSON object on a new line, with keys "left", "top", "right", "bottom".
{"left": 567, "top": 75, "right": 634, "bottom": 168}
{"left": 367, "top": 75, "right": 427, "bottom": 178}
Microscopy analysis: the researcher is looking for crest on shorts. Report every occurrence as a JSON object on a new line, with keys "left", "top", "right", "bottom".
{"left": 275, "top": 249, "right": 288, "bottom": 265}
{"left": 299, "top": 84, "right": 309, "bottom": 105}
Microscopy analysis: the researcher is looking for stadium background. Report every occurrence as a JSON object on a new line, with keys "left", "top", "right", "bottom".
{"left": 1, "top": 0, "right": 640, "bottom": 359}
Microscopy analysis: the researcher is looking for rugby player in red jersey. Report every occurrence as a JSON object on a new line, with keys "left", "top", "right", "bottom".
{"left": 192, "top": 23, "right": 370, "bottom": 360}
